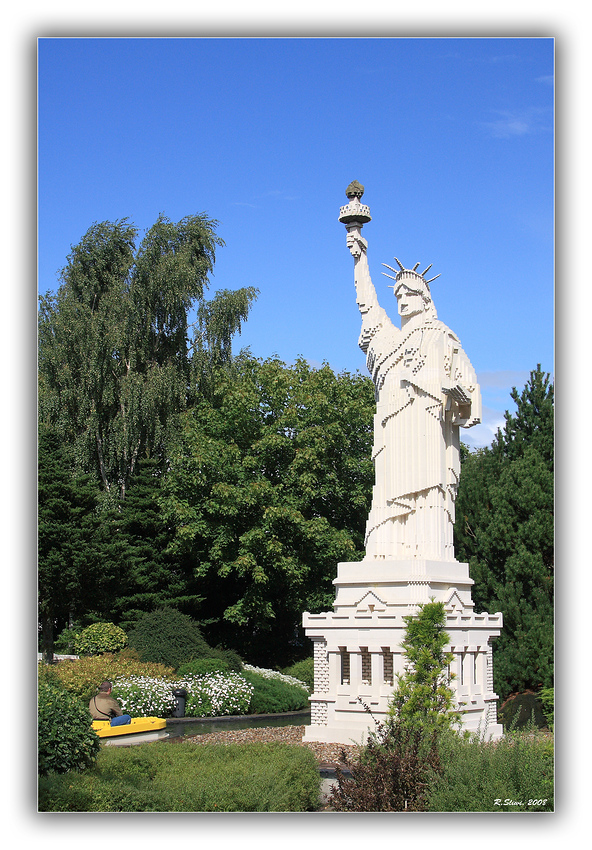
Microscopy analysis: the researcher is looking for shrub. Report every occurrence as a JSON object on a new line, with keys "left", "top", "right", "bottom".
{"left": 328, "top": 602, "right": 461, "bottom": 811}
{"left": 38, "top": 654, "right": 175, "bottom": 704}
{"left": 39, "top": 741, "right": 321, "bottom": 812}
{"left": 180, "top": 672, "right": 254, "bottom": 717}
{"left": 177, "top": 658, "right": 230, "bottom": 677}
{"left": 426, "top": 726, "right": 554, "bottom": 812}
{"left": 213, "top": 647, "right": 243, "bottom": 673}
{"left": 282, "top": 658, "right": 314, "bottom": 691}
{"left": 243, "top": 663, "right": 309, "bottom": 692}
{"left": 74, "top": 622, "right": 128, "bottom": 656}
{"left": 329, "top": 712, "right": 442, "bottom": 812}
{"left": 127, "top": 608, "right": 217, "bottom": 669}
{"left": 38, "top": 681, "right": 101, "bottom": 776}
{"left": 54, "top": 624, "right": 80, "bottom": 654}
{"left": 539, "top": 687, "right": 554, "bottom": 730}
{"left": 242, "top": 669, "right": 310, "bottom": 714}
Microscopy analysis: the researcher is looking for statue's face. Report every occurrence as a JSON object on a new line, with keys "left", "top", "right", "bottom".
{"left": 395, "top": 285, "right": 425, "bottom": 319}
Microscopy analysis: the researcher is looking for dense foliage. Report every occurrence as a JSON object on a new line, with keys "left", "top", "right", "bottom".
{"left": 38, "top": 424, "right": 117, "bottom": 661}
{"left": 539, "top": 687, "right": 554, "bottom": 730}
{"left": 161, "top": 355, "right": 374, "bottom": 665}
{"left": 426, "top": 728, "right": 553, "bottom": 812}
{"left": 454, "top": 366, "right": 554, "bottom": 698}
{"left": 37, "top": 214, "right": 249, "bottom": 501}
{"left": 38, "top": 653, "right": 176, "bottom": 704}
{"left": 74, "top": 622, "right": 128, "bottom": 656}
{"left": 38, "top": 741, "right": 321, "bottom": 812}
{"left": 38, "top": 214, "right": 256, "bottom": 654}
{"left": 38, "top": 682, "right": 101, "bottom": 775}
{"left": 126, "top": 607, "right": 238, "bottom": 670}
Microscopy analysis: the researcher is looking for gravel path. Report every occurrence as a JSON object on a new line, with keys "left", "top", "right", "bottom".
{"left": 182, "top": 724, "right": 361, "bottom": 768}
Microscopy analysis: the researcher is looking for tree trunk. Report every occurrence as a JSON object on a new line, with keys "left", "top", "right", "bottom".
{"left": 41, "top": 612, "right": 54, "bottom": 664}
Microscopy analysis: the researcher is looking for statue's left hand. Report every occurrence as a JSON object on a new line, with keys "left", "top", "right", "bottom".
{"left": 442, "top": 384, "right": 471, "bottom": 405}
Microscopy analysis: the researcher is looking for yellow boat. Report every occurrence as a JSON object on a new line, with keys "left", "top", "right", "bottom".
{"left": 91, "top": 717, "right": 168, "bottom": 745}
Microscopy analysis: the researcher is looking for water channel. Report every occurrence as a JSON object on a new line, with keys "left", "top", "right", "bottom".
{"left": 164, "top": 709, "right": 311, "bottom": 741}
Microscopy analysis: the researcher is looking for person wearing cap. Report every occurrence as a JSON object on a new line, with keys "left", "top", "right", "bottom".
{"left": 89, "top": 680, "right": 132, "bottom": 726}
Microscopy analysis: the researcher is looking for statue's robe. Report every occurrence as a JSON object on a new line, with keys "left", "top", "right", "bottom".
{"left": 359, "top": 307, "right": 481, "bottom": 561}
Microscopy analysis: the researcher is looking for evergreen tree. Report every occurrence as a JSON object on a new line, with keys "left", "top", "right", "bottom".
{"left": 110, "top": 457, "right": 205, "bottom": 631}
{"left": 389, "top": 601, "right": 461, "bottom": 732}
{"left": 38, "top": 425, "right": 111, "bottom": 659}
{"left": 454, "top": 366, "right": 554, "bottom": 697}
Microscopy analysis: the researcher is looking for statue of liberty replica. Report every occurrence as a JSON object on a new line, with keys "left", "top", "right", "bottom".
{"left": 302, "top": 183, "right": 504, "bottom": 744}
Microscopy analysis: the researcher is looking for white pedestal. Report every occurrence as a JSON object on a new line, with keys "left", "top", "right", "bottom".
{"left": 303, "top": 559, "right": 504, "bottom": 745}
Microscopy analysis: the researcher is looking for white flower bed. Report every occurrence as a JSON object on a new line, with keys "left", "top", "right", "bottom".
{"left": 112, "top": 676, "right": 177, "bottom": 717}
{"left": 111, "top": 666, "right": 307, "bottom": 719}
{"left": 178, "top": 672, "right": 254, "bottom": 717}
{"left": 241, "top": 663, "right": 309, "bottom": 692}
{"left": 112, "top": 672, "right": 254, "bottom": 718}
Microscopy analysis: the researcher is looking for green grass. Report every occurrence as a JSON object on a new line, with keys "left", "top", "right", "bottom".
{"left": 38, "top": 740, "right": 321, "bottom": 812}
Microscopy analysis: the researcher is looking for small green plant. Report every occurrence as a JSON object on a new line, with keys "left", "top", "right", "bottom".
{"left": 74, "top": 622, "right": 128, "bottom": 656}
{"left": 38, "top": 682, "right": 101, "bottom": 776}
{"left": 389, "top": 601, "right": 461, "bottom": 732}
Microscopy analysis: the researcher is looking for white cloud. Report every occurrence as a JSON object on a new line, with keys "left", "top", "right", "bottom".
{"left": 477, "top": 370, "right": 531, "bottom": 389}
{"left": 480, "top": 107, "right": 552, "bottom": 138}
{"left": 463, "top": 404, "right": 506, "bottom": 450}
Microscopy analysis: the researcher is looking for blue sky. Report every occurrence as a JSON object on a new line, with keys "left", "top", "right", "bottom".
{"left": 38, "top": 36, "right": 554, "bottom": 448}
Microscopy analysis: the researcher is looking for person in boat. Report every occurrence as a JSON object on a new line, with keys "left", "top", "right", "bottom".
{"left": 89, "top": 680, "right": 131, "bottom": 726}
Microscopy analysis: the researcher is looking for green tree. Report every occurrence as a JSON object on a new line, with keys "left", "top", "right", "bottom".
{"left": 161, "top": 354, "right": 375, "bottom": 666}
{"left": 191, "top": 286, "right": 259, "bottom": 400}
{"left": 38, "top": 424, "right": 105, "bottom": 661}
{"left": 108, "top": 457, "right": 205, "bottom": 631}
{"left": 454, "top": 366, "right": 554, "bottom": 698}
{"left": 389, "top": 601, "right": 461, "bottom": 732}
{"left": 329, "top": 601, "right": 457, "bottom": 813}
{"left": 38, "top": 214, "right": 256, "bottom": 501}
{"left": 38, "top": 423, "right": 153, "bottom": 658}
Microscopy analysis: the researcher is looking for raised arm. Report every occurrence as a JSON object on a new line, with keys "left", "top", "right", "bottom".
{"left": 346, "top": 229, "right": 392, "bottom": 353}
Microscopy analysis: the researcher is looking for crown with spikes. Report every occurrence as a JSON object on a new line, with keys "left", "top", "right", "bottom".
{"left": 382, "top": 257, "right": 441, "bottom": 297}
